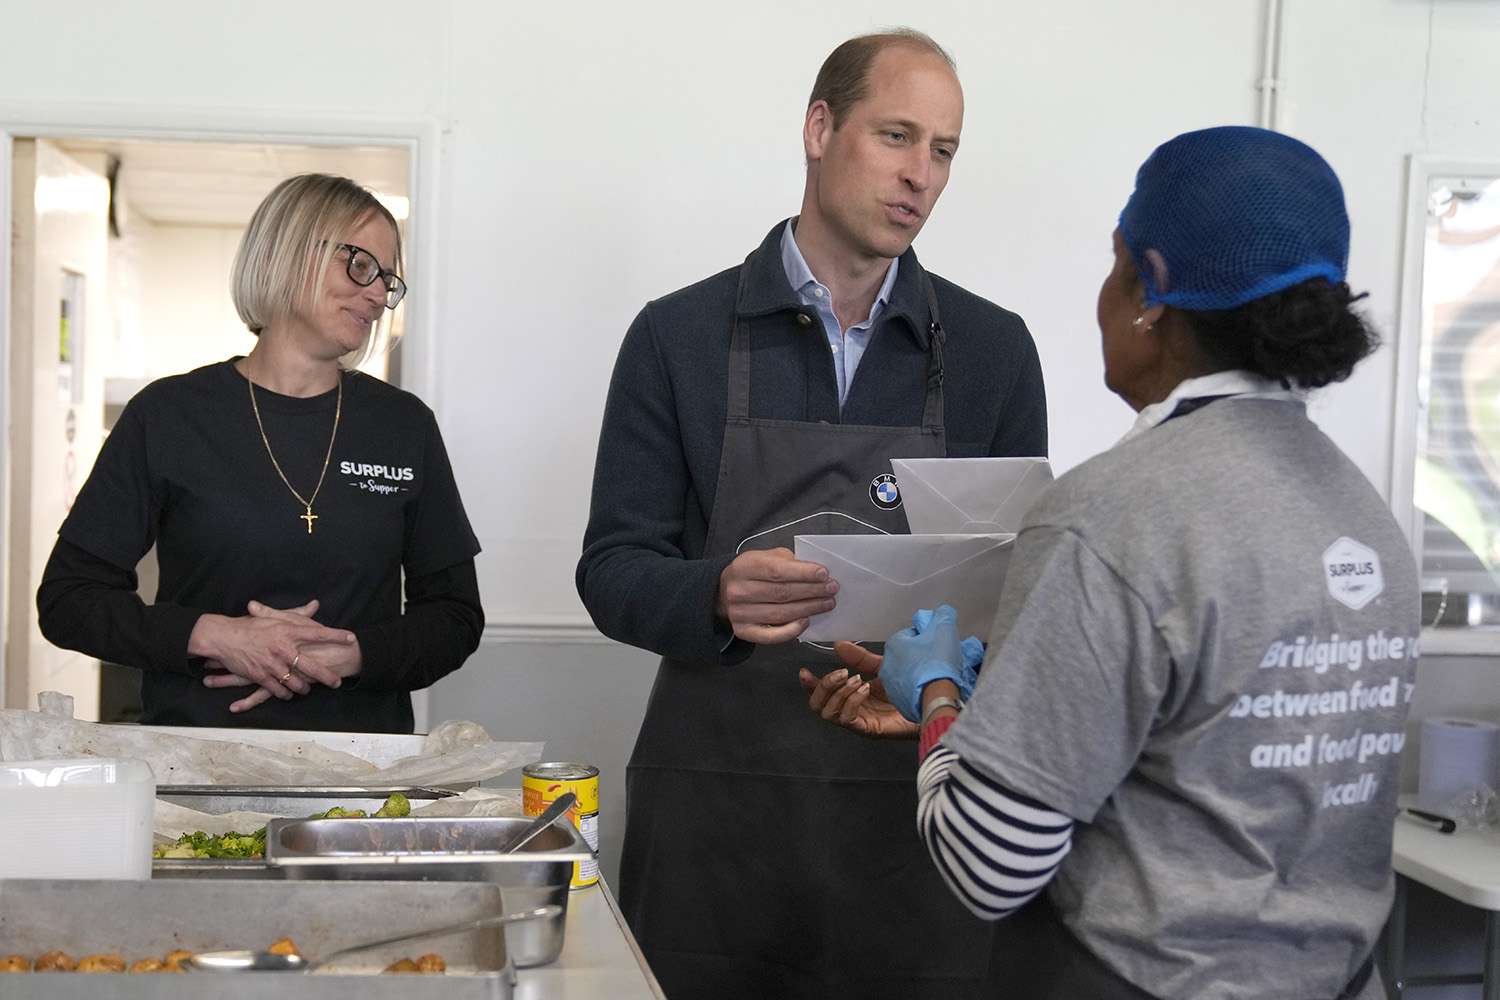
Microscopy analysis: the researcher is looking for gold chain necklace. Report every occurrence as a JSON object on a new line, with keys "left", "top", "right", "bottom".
{"left": 247, "top": 370, "right": 343, "bottom": 534}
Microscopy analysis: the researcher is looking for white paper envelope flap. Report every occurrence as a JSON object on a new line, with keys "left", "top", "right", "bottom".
{"left": 794, "top": 533, "right": 1015, "bottom": 643}
{"left": 892, "top": 457, "right": 1053, "bottom": 535}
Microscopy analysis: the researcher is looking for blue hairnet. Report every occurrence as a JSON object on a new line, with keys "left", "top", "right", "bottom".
{"left": 1118, "top": 126, "right": 1349, "bottom": 311}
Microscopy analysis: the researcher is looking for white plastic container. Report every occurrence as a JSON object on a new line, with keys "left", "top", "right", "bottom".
{"left": 0, "top": 757, "right": 155, "bottom": 879}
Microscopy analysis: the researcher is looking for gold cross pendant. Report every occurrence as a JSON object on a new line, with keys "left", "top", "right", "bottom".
{"left": 301, "top": 506, "right": 319, "bottom": 534}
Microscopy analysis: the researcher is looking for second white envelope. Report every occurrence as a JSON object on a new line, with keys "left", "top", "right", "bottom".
{"left": 891, "top": 457, "right": 1053, "bottom": 534}
{"left": 794, "top": 532, "right": 1015, "bottom": 643}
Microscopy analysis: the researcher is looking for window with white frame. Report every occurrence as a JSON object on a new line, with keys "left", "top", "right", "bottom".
{"left": 1395, "top": 161, "right": 1500, "bottom": 639}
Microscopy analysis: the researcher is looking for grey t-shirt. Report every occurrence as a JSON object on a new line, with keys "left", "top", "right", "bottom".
{"left": 945, "top": 397, "right": 1419, "bottom": 1000}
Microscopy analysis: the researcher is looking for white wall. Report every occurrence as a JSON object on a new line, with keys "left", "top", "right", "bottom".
{"left": 441, "top": 1, "right": 1264, "bottom": 627}
{"left": 102, "top": 217, "right": 254, "bottom": 385}
{"left": 1281, "top": 0, "right": 1500, "bottom": 506}
{"left": 104, "top": 186, "right": 146, "bottom": 387}
{"left": 6, "top": 140, "right": 109, "bottom": 717}
{"left": 0, "top": 0, "right": 1264, "bottom": 630}
{"left": 7, "top": 0, "right": 1500, "bottom": 908}
{"left": 5, "top": 7, "right": 1485, "bottom": 614}
{"left": 105, "top": 211, "right": 396, "bottom": 390}
{"left": 132, "top": 225, "right": 252, "bottom": 379}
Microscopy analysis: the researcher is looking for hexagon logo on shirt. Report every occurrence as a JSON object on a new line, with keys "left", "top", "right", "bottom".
{"left": 1323, "top": 536, "right": 1384, "bottom": 611}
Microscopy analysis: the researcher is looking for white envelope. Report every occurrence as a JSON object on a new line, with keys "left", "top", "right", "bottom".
{"left": 795, "top": 533, "right": 1015, "bottom": 643}
{"left": 892, "top": 457, "right": 1053, "bottom": 534}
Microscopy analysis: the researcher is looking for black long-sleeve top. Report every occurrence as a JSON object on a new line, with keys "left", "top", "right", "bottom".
{"left": 36, "top": 361, "right": 484, "bottom": 732}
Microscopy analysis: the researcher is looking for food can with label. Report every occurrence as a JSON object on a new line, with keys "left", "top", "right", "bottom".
{"left": 522, "top": 762, "right": 600, "bottom": 889}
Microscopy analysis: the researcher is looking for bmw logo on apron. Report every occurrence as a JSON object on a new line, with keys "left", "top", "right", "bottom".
{"left": 870, "top": 473, "right": 902, "bottom": 511}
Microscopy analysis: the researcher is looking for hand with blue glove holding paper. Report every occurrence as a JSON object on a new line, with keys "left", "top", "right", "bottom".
{"left": 799, "top": 604, "right": 983, "bottom": 735}
{"left": 880, "top": 605, "right": 981, "bottom": 722}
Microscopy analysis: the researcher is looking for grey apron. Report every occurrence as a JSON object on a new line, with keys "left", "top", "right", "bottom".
{"left": 619, "top": 265, "right": 1010, "bottom": 999}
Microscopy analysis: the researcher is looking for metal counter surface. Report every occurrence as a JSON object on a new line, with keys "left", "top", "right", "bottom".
{"left": 0, "top": 876, "right": 662, "bottom": 998}
{"left": 515, "top": 877, "right": 665, "bottom": 1000}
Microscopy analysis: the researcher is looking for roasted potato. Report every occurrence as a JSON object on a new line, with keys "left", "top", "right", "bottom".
{"left": 33, "top": 950, "right": 76, "bottom": 972}
{"left": 129, "top": 958, "right": 164, "bottom": 973}
{"left": 415, "top": 953, "right": 446, "bottom": 973}
{"left": 267, "top": 937, "right": 300, "bottom": 957}
{"left": 77, "top": 953, "right": 127, "bottom": 973}
{"left": 0, "top": 955, "right": 29, "bottom": 972}
{"left": 384, "top": 957, "right": 420, "bottom": 973}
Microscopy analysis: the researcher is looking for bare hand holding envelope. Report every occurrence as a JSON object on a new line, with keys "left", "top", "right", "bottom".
{"left": 716, "top": 547, "right": 841, "bottom": 644}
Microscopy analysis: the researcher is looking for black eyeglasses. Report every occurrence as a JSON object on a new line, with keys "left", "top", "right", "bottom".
{"left": 333, "top": 243, "right": 407, "bottom": 308}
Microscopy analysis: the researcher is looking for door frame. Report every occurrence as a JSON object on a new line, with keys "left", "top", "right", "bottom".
{"left": 0, "top": 102, "right": 443, "bottom": 723}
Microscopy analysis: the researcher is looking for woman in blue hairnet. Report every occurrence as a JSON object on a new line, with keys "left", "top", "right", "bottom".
{"left": 802, "top": 126, "right": 1420, "bottom": 999}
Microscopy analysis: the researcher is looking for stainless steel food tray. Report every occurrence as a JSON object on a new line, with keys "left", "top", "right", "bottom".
{"left": 0, "top": 878, "right": 515, "bottom": 998}
{"left": 152, "top": 857, "right": 278, "bottom": 879}
{"left": 266, "top": 815, "right": 594, "bottom": 967}
{"left": 151, "top": 785, "right": 461, "bottom": 880}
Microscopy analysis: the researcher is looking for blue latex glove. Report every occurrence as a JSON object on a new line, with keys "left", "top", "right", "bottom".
{"left": 912, "top": 609, "right": 987, "bottom": 675}
{"left": 880, "top": 604, "right": 983, "bottom": 723}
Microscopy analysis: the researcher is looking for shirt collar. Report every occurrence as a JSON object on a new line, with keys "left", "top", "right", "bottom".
{"left": 738, "top": 220, "right": 933, "bottom": 349}
{"left": 1118, "top": 370, "right": 1304, "bottom": 445}
{"left": 779, "top": 220, "right": 899, "bottom": 326}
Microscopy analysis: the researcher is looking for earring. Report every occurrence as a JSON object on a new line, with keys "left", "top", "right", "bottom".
{"left": 1132, "top": 316, "right": 1152, "bottom": 332}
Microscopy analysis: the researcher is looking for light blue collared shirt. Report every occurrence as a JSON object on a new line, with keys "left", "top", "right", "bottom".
{"left": 780, "top": 221, "right": 899, "bottom": 407}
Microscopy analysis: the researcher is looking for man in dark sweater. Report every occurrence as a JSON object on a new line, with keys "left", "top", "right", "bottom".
{"left": 577, "top": 29, "right": 1047, "bottom": 1000}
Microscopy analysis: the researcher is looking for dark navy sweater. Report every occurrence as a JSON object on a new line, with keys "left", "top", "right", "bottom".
{"left": 577, "top": 221, "right": 1048, "bottom": 663}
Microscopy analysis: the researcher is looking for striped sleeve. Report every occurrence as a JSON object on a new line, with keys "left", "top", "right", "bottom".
{"left": 916, "top": 742, "right": 1074, "bottom": 920}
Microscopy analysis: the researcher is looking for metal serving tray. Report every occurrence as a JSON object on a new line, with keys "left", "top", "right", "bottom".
{"left": 0, "top": 878, "right": 515, "bottom": 998}
{"left": 266, "top": 816, "right": 594, "bottom": 967}
{"left": 157, "top": 783, "right": 459, "bottom": 816}
{"left": 151, "top": 785, "right": 461, "bottom": 880}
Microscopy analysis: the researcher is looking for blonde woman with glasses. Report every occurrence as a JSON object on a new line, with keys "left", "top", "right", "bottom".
{"left": 37, "top": 173, "right": 482, "bottom": 732}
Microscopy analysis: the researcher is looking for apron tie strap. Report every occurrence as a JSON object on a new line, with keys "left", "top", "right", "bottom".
{"left": 726, "top": 265, "right": 754, "bottom": 423}
{"left": 921, "top": 276, "right": 946, "bottom": 433}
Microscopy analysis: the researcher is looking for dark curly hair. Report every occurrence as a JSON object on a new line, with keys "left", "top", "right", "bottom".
{"left": 1180, "top": 279, "right": 1380, "bottom": 390}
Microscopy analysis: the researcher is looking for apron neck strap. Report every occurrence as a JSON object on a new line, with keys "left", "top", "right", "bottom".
{"left": 727, "top": 265, "right": 755, "bottom": 422}
{"left": 726, "top": 262, "right": 947, "bottom": 429}
{"left": 920, "top": 273, "right": 945, "bottom": 433}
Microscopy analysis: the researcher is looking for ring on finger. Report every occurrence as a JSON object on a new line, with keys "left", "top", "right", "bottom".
{"left": 291, "top": 653, "right": 301, "bottom": 671}
{"left": 280, "top": 671, "right": 293, "bottom": 684}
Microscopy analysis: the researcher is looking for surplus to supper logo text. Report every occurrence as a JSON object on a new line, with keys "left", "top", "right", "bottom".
{"left": 341, "top": 460, "right": 414, "bottom": 496}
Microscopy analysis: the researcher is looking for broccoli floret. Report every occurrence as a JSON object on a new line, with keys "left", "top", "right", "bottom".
{"left": 374, "top": 793, "right": 411, "bottom": 818}
{"left": 156, "top": 827, "right": 267, "bottom": 859}
{"left": 317, "top": 806, "right": 369, "bottom": 820}
{"left": 213, "top": 833, "right": 264, "bottom": 858}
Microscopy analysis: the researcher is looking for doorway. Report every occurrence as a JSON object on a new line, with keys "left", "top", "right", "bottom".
{"left": 5, "top": 135, "right": 412, "bottom": 721}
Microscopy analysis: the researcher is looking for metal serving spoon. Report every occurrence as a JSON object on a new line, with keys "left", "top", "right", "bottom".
{"left": 189, "top": 904, "right": 562, "bottom": 972}
{"left": 504, "top": 791, "right": 576, "bottom": 853}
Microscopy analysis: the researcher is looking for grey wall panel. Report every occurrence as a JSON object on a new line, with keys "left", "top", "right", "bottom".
{"left": 428, "top": 638, "right": 658, "bottom": 887}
